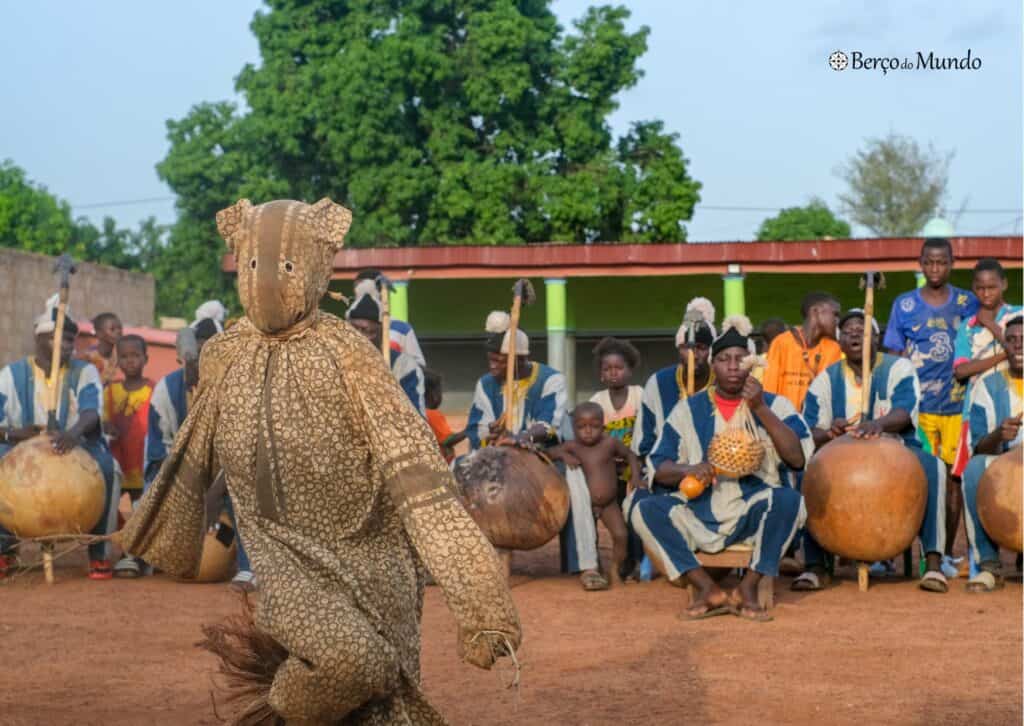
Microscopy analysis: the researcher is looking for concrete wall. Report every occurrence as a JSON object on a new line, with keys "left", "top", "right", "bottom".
{"left": 0, "top": 248, "right": 155, "bottom": 366}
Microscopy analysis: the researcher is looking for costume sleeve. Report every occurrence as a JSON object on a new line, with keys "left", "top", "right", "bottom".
{"left": 968, "top": 383, "right": 996, "bottom": 453}
{"left": 530, "top": 371, "right": 567, "bottom": 439}
{"left": 803, "top": 371, "right": 830, "bottom": 431}
{"left": 762, "top": 336, "right": 785, "bottom": 395}
{"left": 343, "top": 335, "right": 521, "bottom": 669}
{"left": 120, "top": 350, "right": 222, "bottom": 579}
{"left": 769, "top": 393, "right": 814, "bottom": 471}
{"left": 632, "top": 372, "right": 661, "bottom": 458}
{"left": 883, "top": 298, "right": 906, "bottom": 353}
{"left": 401, "top": 324, "right": 427, "bottom": 367}
{"left": 0, "top": 365, "right": 15, "bottom": 428}
{"left": 466, "top": 378, "right": 493, "bottom": 450}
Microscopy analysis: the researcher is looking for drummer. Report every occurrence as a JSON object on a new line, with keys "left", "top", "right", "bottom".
{"left": 632, "top": 297, "right": 717, "bottom": 467}
{"left": 346, "top": 291, "right": 426, "bottom": 415}
{"left": 798, "top": 309, "right": 949, "bottom": 593}
{"left": 627, "top": 318, "right": 812, "bottom": 621}
{"left": 960, "top": 313, "right": 1023, "bottom": 592}
{"left": 0, "top": 298, "right": 119, "bottom": 580}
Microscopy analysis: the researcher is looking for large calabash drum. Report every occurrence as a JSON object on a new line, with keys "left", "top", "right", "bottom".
{"left": 0, "top": 435, "right": 105, "bottom": 538}
{"left": 803, "top": 436, "right": 927, "bottom": 562}
{"left": 977, "top": 446, "right": 1023, "bottom": 553}
{"left": 454, "top": 446, "right": 570, "bottom": 550}
{"left": 193, "top": 511, "right": 239, "bottom": 583}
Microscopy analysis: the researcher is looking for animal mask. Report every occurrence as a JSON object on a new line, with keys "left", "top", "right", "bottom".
{"left": 217, "top": 198, "right": 352, "bottom": 334}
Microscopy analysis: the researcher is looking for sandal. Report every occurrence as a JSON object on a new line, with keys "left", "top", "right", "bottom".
{"left": 0, "top": 554, "right": 14, "bottom": 580}
{"left": 791, "top": 570, "right": 830, "bottom": 591}
{"left": 965, "top": 570, "right": 1005, "bottom": 594}
{"left": 580, "top": 570, "right": 610, "bottom": 591}
{"left": 114, "top": 556, "right": 141, "bottom": 579}
{"left": 230, "top": 570, "right": 258, "bottom": 593}
{"left": 727, "top": 590, "right": 773, "bottom": 622}
{"left": 681, "top": 602, "right": 731, "bottom": 621}
{"left": 919, "top": 569, "right": 948, "bottom": 593}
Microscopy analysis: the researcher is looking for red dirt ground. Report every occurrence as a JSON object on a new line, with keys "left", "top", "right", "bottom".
{"left": 1, "top": 533, "right": 1020, "bottom": 726}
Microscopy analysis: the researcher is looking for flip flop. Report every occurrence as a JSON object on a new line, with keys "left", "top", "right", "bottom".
{"left": 919, "top": 570, "right": 949, "bottom": 593}
{"left": 730, "top": 603, "right": 774, "bottom": 622}
{"left": 681, "top": 603, "right": 732, "bottom": 621}
{"left": 965, "top": 570, "right": 1004, "bottom": 594}
{"left": 580, "top": 571, "right": 610, "bottom": 591}
{"left": 791, "top": 570, "right": 830, "bottom": 591}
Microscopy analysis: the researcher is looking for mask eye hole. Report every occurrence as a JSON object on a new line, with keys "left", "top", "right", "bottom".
{"left": 249, "top": 258, "right": 257, "bottom": 270}
{"left": 283, "top": 260, "right": 294, "bottom": 274}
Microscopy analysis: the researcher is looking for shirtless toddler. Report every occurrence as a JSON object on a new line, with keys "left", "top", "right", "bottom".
{"left": 549, "top": 402, "right": 644, "bottom": 584}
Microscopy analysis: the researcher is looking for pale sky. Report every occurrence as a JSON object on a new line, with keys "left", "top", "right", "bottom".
{"left": 2, "top": 1, "right": 1020, "bottom": 242}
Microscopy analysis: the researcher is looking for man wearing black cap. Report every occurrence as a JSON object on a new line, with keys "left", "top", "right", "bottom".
{"left": 627, "top": 318, "right": 812, "bottom": 621}
{"left": 347, "top": 292, "right": 426, "bottom": 415}
{"left": 797, "top": 309, "right": 949, "bottom": 593}
{"left": 353, "top": 269, "right": 425, "bottom": 367}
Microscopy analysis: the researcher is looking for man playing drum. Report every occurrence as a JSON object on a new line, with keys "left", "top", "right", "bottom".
{"left": 0, "top": 298, "right": 119, "bottom": 579}
{"left": 627, "top": 320, "right": 812, "bottom": 621}
{"left": 960, "top": 313, "right": 1023, "bottom": 592}
{"left": 798, "top": 309, "right": 950, "bottom": 593}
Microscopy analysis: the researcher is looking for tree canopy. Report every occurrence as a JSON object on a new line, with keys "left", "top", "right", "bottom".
{"left": 155, "top": 0, "right": 702, "bottom": 313}
{"left": 836, "top": 132, "right": 951, "bottom": 236}
{"left": 755, "top": 198, "right": 851, "bottom": 241}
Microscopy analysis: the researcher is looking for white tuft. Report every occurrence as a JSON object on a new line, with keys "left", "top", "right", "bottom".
{"left": 194, "top": 300, "right": 226, "bottom": 324}
{"left": 720, "top": 314, "right": 753, "bottom": 337}
{"left": 685, "top": 297, "right": 716, "bottom": 325}
{"left": 485, "top": 311, "right": 511, "bottom": 334}
{"left": 354, "top": 278, "right": 380, "bottom": 300}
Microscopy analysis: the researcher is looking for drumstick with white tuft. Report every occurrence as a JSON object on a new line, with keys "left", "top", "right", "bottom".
{"left": 503, "top": 279, "right": 536, "bottom": 437}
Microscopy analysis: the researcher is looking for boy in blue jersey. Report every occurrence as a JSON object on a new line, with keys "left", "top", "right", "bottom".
{"left": 798, "top": 309, "right": 949, "bottom": 592}
{"left": 884, "top": 237, "right": 977, "bottom": 572}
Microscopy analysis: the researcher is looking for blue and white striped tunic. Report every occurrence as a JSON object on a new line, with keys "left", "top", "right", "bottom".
{"left": 390, "top": 348, "right": 425, "bottom": 416}
{"left": 0, "top": 357, "right": 103, "bottom": 430}
{"left": 969, "top": 372, "right": 1023, "bottom": 453}
{"left": 466, "top": 363, "right": 567, "bottom": 450}
{"left": 145, "top": 367, "right": 189, "bottom": 486}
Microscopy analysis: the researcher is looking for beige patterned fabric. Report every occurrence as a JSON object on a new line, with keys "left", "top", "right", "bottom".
{"left": 121, "top": 198, "right": 521, "bottom": 725}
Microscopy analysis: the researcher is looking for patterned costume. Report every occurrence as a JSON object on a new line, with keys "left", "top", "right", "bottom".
{"left": 120, "top": 198, "right": 520, "bottom": 724}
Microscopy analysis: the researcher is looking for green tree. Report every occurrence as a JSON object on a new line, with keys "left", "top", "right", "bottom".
{"left": 836, "top": 132, "right": 952, "bottom": 236}
{"left": 0, "top": 159, "right": 80, "bottom": 256}
{"left": 756, "top": 198, "right": 852, "bottom": 241}
{"left": 157, "top": 1, "right": 702, "bottom": 306}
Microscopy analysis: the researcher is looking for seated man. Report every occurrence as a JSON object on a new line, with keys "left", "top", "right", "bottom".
{"left": 0, "top": 299, "right": 119, "bottom": 579}
{"left": 627, "top": 319, "right": 812, "bottom": 621}
{"left": 799, "top": 309, "right": 949, "bottom": 593}
{"left": 961, "top": 313, "right": 1022, "bottom": 593}
{"left": 346, "top": 292, "right": 425, "bottom": 416}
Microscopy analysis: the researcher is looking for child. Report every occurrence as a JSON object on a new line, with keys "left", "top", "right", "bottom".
{"left": 103, "top": 334, "right": 153, "bottom": 578}
{"left": 549, "top": 403, "right": 644, "bottom": 586}
{"left": 763, "top": 292, "right": 842, "bottom": 410}
{"left": 80, "top": 312, "right": 123, "bottom": 386}
{"left": 590, "top": 337, "right": 644, "bottom": 453}
{"left": 424, "top": 369, "right": 461, "bottom": 462}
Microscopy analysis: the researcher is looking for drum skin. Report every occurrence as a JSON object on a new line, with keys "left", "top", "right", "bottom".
{"left": 194, "top": 512, "right": 239, "bottom": 583}
{"left": 454, "top": 446, "right": 570, "bottom": 550}
{"left": 0, "top": 435, "right": 105, "bottom": 538}
{"left": 977, "top": 446, "right": 1023, "bottom": 553}
{"left": 803, "top": 436, "right": 927, "bottom": 562}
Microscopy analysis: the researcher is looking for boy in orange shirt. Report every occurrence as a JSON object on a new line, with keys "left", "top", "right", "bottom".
{"left": 103, "top": 334, "right": 153, "bottom": 578}
{"left": 424, "top": 369, "right": 459, "bottom": 462}
{"left": 763, "top": 292, "right": 842, "bottom": 410}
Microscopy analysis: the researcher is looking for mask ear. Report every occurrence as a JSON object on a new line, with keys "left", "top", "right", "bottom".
{"left": 216, "top": 198, "right": 253, "bottom": 253}
{"left": 310, "top": 197, "right": 352, "bottom": 251}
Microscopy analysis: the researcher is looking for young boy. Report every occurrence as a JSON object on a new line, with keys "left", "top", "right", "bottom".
{"left": 104, "top": 335, "right": 153, "bottom": 578}
{"left": 952, "top": 259, "right": 1021, "bottom": 475}
{"left": 884, "top": 237, "right": 978, "bottom": 573}
{"left": 549, "top": 402, "right": 644, "bottom": 587}
{"left": 80, "top": 312, "right": 123, "bottom": 386}
{"left": 763, "top": 292, "right": 842, "bottom": 410}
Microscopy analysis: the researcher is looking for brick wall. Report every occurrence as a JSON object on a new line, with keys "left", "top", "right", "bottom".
{"left": 0, "top": 249, "right": 155, "bottom": 365}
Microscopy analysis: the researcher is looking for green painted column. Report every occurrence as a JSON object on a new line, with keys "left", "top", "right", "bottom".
{"left": 390, "top": 280, "right": 409, "bottom": 322}
{"left": 545, "top": 278, "right": 568, "bottom": 377}
{"left": 722, "top": 265, "right": 746, "bottom": 318}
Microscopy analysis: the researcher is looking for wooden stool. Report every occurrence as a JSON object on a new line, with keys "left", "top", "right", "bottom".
{"left": 685, "top": 544, "right": 774, "bottom": 609}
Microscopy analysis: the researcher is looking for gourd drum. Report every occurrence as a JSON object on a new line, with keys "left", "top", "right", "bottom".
{"left": 453, "top": 446, "right": 570, "bottom": 550}
{"left": 977, "top": 446, "right": 1023, "bottom": 553}
{"left": 803, "top": 436, "right": 927, "bottom": 562}
{"left": 0, "top": 435, "right": 105, "bottom": 538}
{"left": 194, "top": 511, "right": 239, "bottom": 583}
